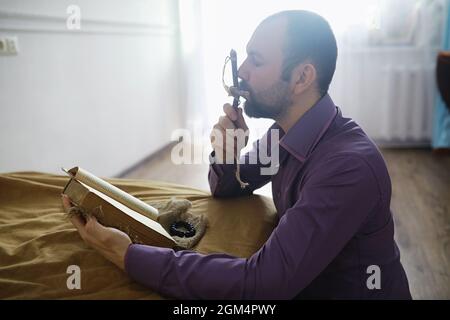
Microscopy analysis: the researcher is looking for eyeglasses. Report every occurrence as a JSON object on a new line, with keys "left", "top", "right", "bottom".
{"left": 221, "top": 50, "right": 249, "bottom": 107}
{"left": 222, "top": 54, "right": 234, "bottom": 97}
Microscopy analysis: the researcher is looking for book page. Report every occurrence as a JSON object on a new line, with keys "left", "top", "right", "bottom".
{"left": 63, "top": 166, "right": 159, "bottom": 221}
{"left": 80, "top": 181, "right": 173, "bottom": 240}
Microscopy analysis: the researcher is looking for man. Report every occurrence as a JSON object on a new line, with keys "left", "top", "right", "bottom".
{"left": 62, "top": 10, "right": 411, "bottom": 299}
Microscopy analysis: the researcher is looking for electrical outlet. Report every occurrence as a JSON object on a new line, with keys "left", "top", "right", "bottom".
{"left": 0, "top": 38, "right": 7, "bottom": 54}
{"left": 0, "top": 36, "right": 19, "bottom": 55}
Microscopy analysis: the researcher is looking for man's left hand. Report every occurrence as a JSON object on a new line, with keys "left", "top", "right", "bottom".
{"left": 61, "top": 194, "right": 132, "bottom": 270}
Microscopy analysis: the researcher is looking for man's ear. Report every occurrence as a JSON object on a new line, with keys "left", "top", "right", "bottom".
{"left": 291, "top": 63, "right": 317, "bottom": 95}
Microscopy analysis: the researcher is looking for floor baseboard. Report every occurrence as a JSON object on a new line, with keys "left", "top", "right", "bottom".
{"left": 115, "top": 140, "right": 180, "bottom": 178}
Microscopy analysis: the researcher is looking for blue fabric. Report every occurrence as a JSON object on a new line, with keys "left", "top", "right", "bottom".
{"left": 433, "top": 1, "right": 450, "bottom": 148}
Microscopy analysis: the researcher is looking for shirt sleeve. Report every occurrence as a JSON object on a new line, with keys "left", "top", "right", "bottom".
{"left": 208, "top": 125, "right": 279, "bottom": 197}
{"left": 125, "top": 154, "right": 381, "bottom": 299}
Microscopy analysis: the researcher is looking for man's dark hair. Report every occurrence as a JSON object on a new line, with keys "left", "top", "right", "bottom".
{"left": 267, "top": 10, "right": 338, "bottom": 96}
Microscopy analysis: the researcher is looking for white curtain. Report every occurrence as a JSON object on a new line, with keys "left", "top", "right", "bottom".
{"left": 177, "top": 0, "right": 447, "bottom": 147}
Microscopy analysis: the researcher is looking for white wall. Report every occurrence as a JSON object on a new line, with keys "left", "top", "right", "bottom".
{"left": 0, "top": 0, "right": 183, "bottom": 177}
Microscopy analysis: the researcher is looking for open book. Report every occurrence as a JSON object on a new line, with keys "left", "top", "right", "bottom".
{"left": 62, "top": 166, "right": 176, "bottom": 248}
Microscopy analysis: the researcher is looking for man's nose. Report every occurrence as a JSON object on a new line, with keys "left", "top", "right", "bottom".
{"left": 238, "top": 63, "right": 249, "bottom": 82}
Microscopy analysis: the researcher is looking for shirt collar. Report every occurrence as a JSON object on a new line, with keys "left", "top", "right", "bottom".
{"left": 279, "top": 94, "right": 337, "bottom": 162}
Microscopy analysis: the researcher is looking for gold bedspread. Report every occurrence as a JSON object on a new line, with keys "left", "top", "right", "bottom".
{"left": 0, "top": 172, "right": 277, "bottom": 299}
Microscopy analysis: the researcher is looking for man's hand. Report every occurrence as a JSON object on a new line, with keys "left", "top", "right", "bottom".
{"left": 62, "top": 194, "right": 132, "bottom": 270}
{"left": 210, "top": 103, "right": 249, "bottom": 164}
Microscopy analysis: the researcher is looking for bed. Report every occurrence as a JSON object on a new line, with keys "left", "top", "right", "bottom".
{"left": 0, "top": 172, "right": 277, "bottom": 299}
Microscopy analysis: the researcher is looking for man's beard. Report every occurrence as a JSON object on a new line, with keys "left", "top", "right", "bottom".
{"left": 239, "top": 80, "right": 292, "bottom": 119}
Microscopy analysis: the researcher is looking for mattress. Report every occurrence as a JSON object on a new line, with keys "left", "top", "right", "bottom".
{"left": 0, "top": 172, "right": 277, "bottom": 299}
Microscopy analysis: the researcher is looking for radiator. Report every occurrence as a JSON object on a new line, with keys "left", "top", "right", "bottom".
{"left": 378, "top": 64, "right": 436, "bottom": 145}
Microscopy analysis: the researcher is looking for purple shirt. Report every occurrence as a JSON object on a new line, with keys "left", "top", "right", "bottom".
{"left": 125, "top": 94, "right": 411, "bottom": 299}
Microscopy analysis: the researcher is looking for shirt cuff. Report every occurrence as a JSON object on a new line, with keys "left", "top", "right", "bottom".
{"left": 124, "top": 244, "right": 173, "bottom": 292}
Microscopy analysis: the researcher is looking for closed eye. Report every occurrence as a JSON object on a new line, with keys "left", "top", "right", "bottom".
{"left": 246, "top": 48, "right": 264, "bottom": 67}
{"left": 250, "top": 54, "right": 263, "bottom": 67}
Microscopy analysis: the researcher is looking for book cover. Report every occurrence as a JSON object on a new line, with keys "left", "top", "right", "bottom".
{"left": 62, "top": 166, "right": 177, "bottom": 248}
